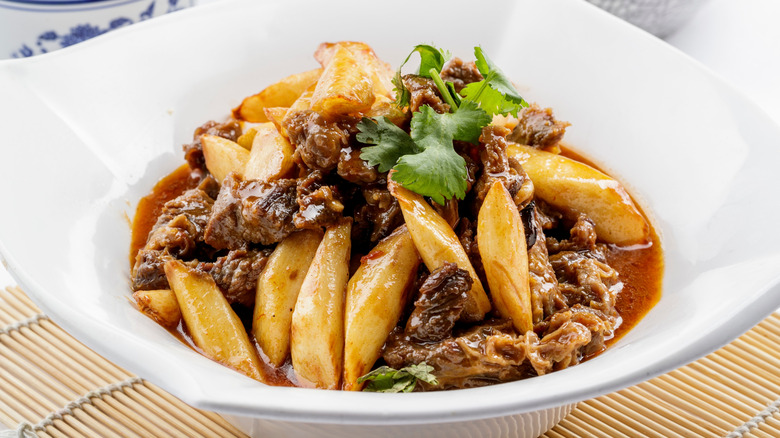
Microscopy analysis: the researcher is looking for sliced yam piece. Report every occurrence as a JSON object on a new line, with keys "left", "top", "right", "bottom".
{"left": 477, "top": 181, "right": 533, "bottom": 334}
{"left": 201, "top": 134, "right": 249, "bottom": 183}
{"left": 389, "top": 178, "right": 491, "bottom": 322}
{"left": 311, "top": 45, "right": 375, "bottom": 117}
{"left": 253, "top": 229, "right": 323, "bottom": 368}
{"left": 232, "top": 68, "right": 322, "bottom": 123}
{"left": 243, "top": 122, "right": 295, "bottom": 182}
{"left": 343, "top": 226, "right": 420, "bottom": 391}
{"left": 507, "top": 143, "right": 649, "bottom": 246}
{"left": 164, "top": 260, "right": 266, "bottom": 382}
{"left": 290, "top": 220, "right": 352, "bottom": 389}
{"left": 314, "top": 41, "right": 395, "bottom": 98}
{"left": 133, "top": 289, "right": 181, "bottom": 329}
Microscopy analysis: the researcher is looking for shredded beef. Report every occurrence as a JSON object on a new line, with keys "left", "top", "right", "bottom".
{"left": 508, "top": 104, "right": 570, "bottom": 150}
{"left": 294, "top": 170, "right": 345, "bottom": 230}
{"left": 527, "top": 205, "right": 566, "bottom": 324}
{"left": 546, "top": 214, "right": 598, "bottom": 253}
{"left": 383, "top": 320, "right": 534, "bottom": 390}
{"left": 402, "top": 75, "right": 450, "bottom": 114}
{"left": 284, "top": 110, "right": 358, "bottom": 172}
{"left": 204, "top": 173, "right": 298, "bottom": 249}
{"left": 183, "top": 120, "right": 242, "bottom": 172}
{"left": 131, "top": 178, "right": 216, "bottom": 291}
{"left": 405, "top": 262, "right": 471, "bottom": 343}
{"left": 440, "top": 58, "right": 483, "bottom": 93}
{"left": 456, "top": 217, "right": 487, "bottom": 287}
{"left": 197, "top": 249, "right": 272, "bottom": 307}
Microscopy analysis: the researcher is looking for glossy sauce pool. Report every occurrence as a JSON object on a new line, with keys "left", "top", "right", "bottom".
{"left": 130, "top": 159, "right": 663, "bottom": 386}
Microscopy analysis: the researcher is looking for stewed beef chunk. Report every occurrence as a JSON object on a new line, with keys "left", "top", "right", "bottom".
{"left": 472, "top": 126, "right": 528, "bottom": 212}
{"left": 508, "top": 104, "right": 570, "bottom": 150}
{"left": 197, "top": 249, "right": 272, "bottom": 307}
{"left": 204, "top": 173, "right": 298, "bottom": 249}
{"left": 337, "top": 146, "right": 379, "bottom": 184}
{"left": 284, "top": 110, "right": 358, "bottom": 172}
{"left": 183, "top": 120, "right": 242, "bottom": 172}
{"left": 294, "top": 170, "right": 345, "bottom": 230}
{"left": 440, "top": 58, "right": 483, "bottom": 93}
{"left": 402, "top": 75, "right": 450, "bottom": 114}
{"left": 131, "top": 178, "right": 216, "bottom": 291}
{"left": 405, "top": 262, "right": 472, "bottom": 343}
{"left": 352, "top": 186, "right": 403, "bottom": 244}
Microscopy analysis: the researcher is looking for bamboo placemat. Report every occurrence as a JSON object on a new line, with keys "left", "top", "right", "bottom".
{"left": 0, "top": 285, "right": 778, "bottom": 438}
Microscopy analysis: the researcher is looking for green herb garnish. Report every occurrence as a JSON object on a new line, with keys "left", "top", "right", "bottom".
{"left": 357, "top": 362, "right": 439, "bottom": 393}
{"left": 362, "top": 44, "right": 528, "bottom": 204}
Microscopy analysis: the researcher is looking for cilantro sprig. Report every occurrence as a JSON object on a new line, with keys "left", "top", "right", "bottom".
{"left": 358, "top": 362, "right": 439, "bottom": 393}
{"left": 361, "top": 44, "right": 528, "bottom": 204}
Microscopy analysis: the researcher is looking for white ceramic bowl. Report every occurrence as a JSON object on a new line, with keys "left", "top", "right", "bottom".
{"left": 0, "top": 0, "right": 192, "bottom": 59}
{"left": 1, "top": 0, "right": 780, "bottom": 437}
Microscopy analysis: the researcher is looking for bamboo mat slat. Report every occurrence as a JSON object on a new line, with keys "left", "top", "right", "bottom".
{"left": 0, "top": 285, "right": 778, "bottom": 438}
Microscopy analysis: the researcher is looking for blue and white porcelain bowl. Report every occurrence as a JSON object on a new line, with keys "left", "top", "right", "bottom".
{"left": 0, "top": 0, "right": 192, "bottom": 59}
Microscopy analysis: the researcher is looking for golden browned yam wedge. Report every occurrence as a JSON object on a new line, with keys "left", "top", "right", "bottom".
{"left": 201, "top": 134, "right": 250, "bottom": 184}
{"left": 343, "top": 226, "right": 421, "bottom": 391}
{"left": 243, "top": 122, "right": 296, "bottom": 182}
{"left": 164, "top": 260, "right": 266, "bottom": 382}
{"left": 477, "top": 182, "right": 533, "bottom": 334}
{"left": 290, "top": 219, "right": 352, "bottom": 389}
{"left": 314, "top": 41, "right": 395, "bottom": 98}
{"left": 232, "top": 68, "right": 322, "bottom": 123}
{"left": 133, "top": 289, "right": 181, "bottom": 329}
{"left": 263, "top": 107, "right": 289, "bottom": 133}
{"left": 253, "top": 229, "right": 323, "bottom": 367}
{"left": 507, "top": 143, "right": 649, "bottom": 245}
{"left": 311, "top": 45, "right": 375, "bottom": 117}
{"left": 236, "top": 128, "right": 257, "bottom": 150}
{"left": 389, "top": 179, "right": 491, "bottom": 322}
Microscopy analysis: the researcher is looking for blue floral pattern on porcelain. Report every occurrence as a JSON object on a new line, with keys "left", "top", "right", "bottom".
{"left": 11, "top": 0, "right": 185, "bottom": 58}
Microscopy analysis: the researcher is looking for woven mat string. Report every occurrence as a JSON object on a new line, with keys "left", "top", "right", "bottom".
{"left": 0, "top": 377, "right": 144, "bottom": 437}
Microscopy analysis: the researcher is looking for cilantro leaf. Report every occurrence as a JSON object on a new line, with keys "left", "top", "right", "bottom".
{"left": 392, "top": 44, "right": 451, "bottom": 108}
{"left": 358, "top": 363, "right": 439, "bottom": 393}
{"left": 357, "top": 117, "right": 419, "bottom": 172}
{"left": 460, "top": 80, "right": 526, "bottom": 117}
{"left": 473, "top": 47, "right": 529, "bottom": 107}
{"left": 394, "top": 104, "right": 488, "bottom": 204}
{"left": 408, "top": 45, "right": 451, "bottom": 79}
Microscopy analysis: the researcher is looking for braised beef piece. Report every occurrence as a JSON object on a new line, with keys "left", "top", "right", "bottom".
{"left": 204, "top": 173, "right": 298, "bottom": 249}
{"left": 472, "top": 126, "right": 527, "bottom": 213}
{"left": 131, "top": 178, "right": 217, "bottom": 291}
{"left": 508, "top": 104, "right": 570, "bottom": 150}
{"left": 183, "top": 120, "right": 242, "bottom": 173}
{"left": 405, "top": 262, "right": 471, "bottom": 343}
{"left": 534, "top": 305, "right": 614, "bottom": 360}
{"left": 440, "top": 58, "right": 483, "bottom": 93}
{"left": 337, "top": 146, "right": 379, "bottom": 184}
{"left": 527, "top": 205, "right": 566, "bottom": 324}
{"left": 352, "top": 186, "right": 403, "bottom": 244}
{"left": 294, "top": 170, "right": 345, "bottom": 230}
{"left": 546, "top": 214, "right": 598, "bottom": 254}
{"left": 284, "top": 110, "right": 358, "bottom": 172}
{"left": 456, "top": 218, "right": 487, "bottom": 287}
{"left": 402, "top": 75, "right": 450, "bottom": 114}
{"left": 197, "top": 248, "right": 272, "bottom": 307}
{"left": 384, "top": 320, "right": 533, "bottom": 390}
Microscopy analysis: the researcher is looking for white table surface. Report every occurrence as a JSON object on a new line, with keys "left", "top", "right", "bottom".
{"left": 0, "top": 0, "right": 779, "bottom": 431}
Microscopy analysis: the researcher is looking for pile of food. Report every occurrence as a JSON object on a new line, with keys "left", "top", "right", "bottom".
{"left": 129, "top": 41, "right": 662, "bottom": 392}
